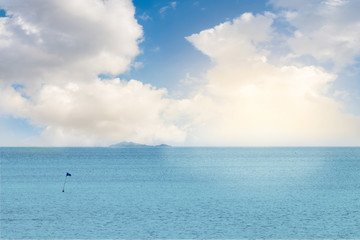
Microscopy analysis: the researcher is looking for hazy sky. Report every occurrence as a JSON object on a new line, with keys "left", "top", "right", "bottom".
{"left": 0, "top": 0, "right": 360, "bottom": 146}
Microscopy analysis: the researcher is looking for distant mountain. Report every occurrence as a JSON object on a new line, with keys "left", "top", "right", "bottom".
{"left": 109, "top": 141, "right": 171, "bottom": 148}
{"left": 109, "top": 142, "right": 149, "bottom": 148}
{"left": 156, "top": 144, "right": 171, "bottom": 147}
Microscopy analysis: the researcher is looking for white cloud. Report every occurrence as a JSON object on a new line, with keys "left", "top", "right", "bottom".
{"left": 138, "top": 12, "right": 151, "bottom": 21}
{"left": 170, "top": 2, "right": 177, "bottom": 9}
{"left": 184, "top": 12, "right": 360, "bottom": 146}
{"left": 186, "top": 12, "right": 274, "bottom": 65}
{"left": 0, "top": 79, "right": 185, "bottom": 146}
{"left": 132, "top": 61, "right": 144, "bottom": 70}
{"left": 159, "top": 1, "right": 177, "bottom": 16}
{"left": 323, "top": 0, "right": 347, "bottom": 7}
{"left": 0, "top": 0, "right": 186, "bottom": 146}
{"left": 1, "top": 1, "right": 360, "bottom": 146}
{"left": 271, "top": 0, "right": 360, "bottom": 70}
{"left": 159, "top": 6, "right": 170, "bottom": 15}
{"left": 0, "top": 18, "right": 11, "bottom": 47}
{"left": 0, "top": 0, "right": 143, "bottom": 88}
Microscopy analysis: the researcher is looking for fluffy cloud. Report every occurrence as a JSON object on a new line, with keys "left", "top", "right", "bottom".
{"left": 184, "top": 12, "right": 360, "bottom": 146}
{"left": 271, "top": 0, "right": 360, "bottom": 70}
{"left": 0, "top": 0, "right": 186, "bottom": 146}
{"left": 0, "top": 79, "right": 185, "bottom": 146}
{"left": 0, "top": 0, "right": 142, "bottom": 87}
{"left": 1, "top": 0, "right": 360, "bottom": 146}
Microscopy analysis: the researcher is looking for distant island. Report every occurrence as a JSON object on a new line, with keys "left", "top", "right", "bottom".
{"left": 109, "top": 141, "right": 171, "bottom": 148}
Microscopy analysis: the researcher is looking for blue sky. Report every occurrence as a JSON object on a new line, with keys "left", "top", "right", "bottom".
{"left": 124, "top": 0, "right": 270, "bottom": 90}
{"left": 0, "top": 0, "right": 360, "bottom": 146}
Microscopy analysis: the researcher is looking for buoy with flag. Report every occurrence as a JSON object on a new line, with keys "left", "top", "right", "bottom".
{"left": 62, "top": 172, "right": 71, "bottom": 192}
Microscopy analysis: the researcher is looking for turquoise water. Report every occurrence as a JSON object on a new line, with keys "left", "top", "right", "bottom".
{"left": 1, "top": 147, "right": 360, "bottom": 239}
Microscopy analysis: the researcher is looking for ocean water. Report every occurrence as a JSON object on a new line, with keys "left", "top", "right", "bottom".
{"left": 1, "top": 147, "right": 360, "bottom": 239}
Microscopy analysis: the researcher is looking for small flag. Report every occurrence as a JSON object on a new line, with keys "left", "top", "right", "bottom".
{"left": 66, "top": 172, "right": 71, "bottom": 177}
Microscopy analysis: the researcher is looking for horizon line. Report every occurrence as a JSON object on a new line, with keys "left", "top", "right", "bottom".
{"left": 1, "top": 145, "right": 360, "bottom": 148}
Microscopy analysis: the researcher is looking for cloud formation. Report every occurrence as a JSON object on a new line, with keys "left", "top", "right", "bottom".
{"left": 1, "top": 0, "right": 360, "bottom": 146}
{"left": 184, "top": 11, "right": 360, "bottom": 146}
{"left": 0, "top": 79, "right": 185, "bottom": 146}
{"left": 271, "top": 0, "right": 360, "bottom": 70}
{"left": 0, "top": 0, "right": 185, "bottom": 146}
{"left": 159, "top": 1, "right": 177, "bottom": 17}
{"left": 0, "top": 0, "right": 142, "bottom": 87}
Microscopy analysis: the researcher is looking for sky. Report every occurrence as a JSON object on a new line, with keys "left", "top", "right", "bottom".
{"left": 0, "top": 0, "right": 360, "bottom": 146}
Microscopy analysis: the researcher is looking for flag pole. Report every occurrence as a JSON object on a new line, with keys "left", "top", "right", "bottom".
{"left": 62, "top": 174, "right": 67, "bottom": 192}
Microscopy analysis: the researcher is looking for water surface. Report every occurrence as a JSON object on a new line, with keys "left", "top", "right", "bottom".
{"left": 1, "top": 147, "right": 360, "bottom": 239}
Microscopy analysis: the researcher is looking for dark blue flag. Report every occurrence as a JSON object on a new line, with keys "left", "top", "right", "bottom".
{"left": 66, "top": 172, "right": 71, "bottom": 177}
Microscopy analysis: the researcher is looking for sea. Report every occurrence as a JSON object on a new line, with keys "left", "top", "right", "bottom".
{"left": 1, "top": 147, "right": 360, "bottom": 239}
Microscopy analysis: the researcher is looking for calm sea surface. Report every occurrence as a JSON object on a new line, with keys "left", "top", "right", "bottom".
{"left": 1, "top": 147, "right": 360, "bottom": 239}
